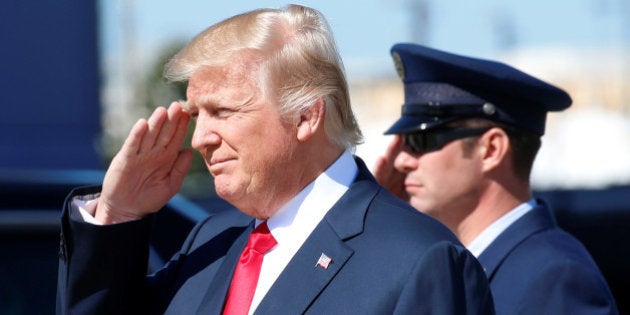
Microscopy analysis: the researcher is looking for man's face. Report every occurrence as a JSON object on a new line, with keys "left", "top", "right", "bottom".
{"left": 393, "top": 132, "right": 483, "bottom": 227}
{"left": 185, "top": 58, "right": 300, "bottom": 218}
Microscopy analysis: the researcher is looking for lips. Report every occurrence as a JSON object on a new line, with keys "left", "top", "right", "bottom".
{"left": 207, "top": 156, "right": 235, "bottom": 175}
{"left": 404, "top": 181, "right": 423, "bottom": 192}
{"left": 210, "top": 157, "right": 234, "bottom": 165}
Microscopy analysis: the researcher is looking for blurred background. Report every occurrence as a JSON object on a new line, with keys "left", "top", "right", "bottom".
{"left": 1, "top": 0, "right": 628, "bottom": 313}
{"left": 98, "top": 0, "right": 630, "bottom": 191}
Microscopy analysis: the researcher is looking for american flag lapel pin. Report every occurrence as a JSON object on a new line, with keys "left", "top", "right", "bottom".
{"left": 315, "top": 253, "right": 332, "bottom": 269}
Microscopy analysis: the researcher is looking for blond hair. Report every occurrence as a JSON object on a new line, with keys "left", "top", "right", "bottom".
{"left": 165, "top": 5, "right": 362, "bottom": 149}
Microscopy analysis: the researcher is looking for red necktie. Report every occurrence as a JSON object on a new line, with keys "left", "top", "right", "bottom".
{"left": 223, "top": 221, "right": 277, "bottom": 315}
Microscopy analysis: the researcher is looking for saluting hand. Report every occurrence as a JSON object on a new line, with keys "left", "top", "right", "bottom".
{"left": 95, "top": 102, "right": 193, "bottom": 224}
{"left": 373, "top": 135, "right": 409, "bottom": 202}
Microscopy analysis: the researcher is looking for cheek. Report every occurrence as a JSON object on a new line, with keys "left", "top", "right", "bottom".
{"left": 237, "top": 123, "right": 296, "bottom": 172}
{"left": 250, "top": 130, "right": 299, "bottom": 179}
{"left": 420, "top": 155, "right": 467, "bottom": 194}
{"left": 250, "top": 131, "right": 296, "bottom": 171}
{"left": 438, "top": 161, "right": 482, "bottom": 204}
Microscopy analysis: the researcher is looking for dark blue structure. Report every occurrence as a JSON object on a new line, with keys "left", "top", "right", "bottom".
{"left": 0, "top": 1, "right": 103, "bottom": 313}
{"left": 0, "top": 0, "right": 101, "bottom": 169}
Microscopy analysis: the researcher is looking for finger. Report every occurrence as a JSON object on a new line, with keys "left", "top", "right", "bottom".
{"left": 155, "top": 102, "right": 183, "bottom": 148}
{"left": 384, "top": 170, "right": 406, "bottom": 200}
{"left": 374, "top": 137, "right": 400, "bottom": 174}
{"left": 168, "top": 149, "right": 193, "bottom": 194}
{"left": 121, "top": 119, "right": 149, "bottom": 156}
{"left": 373, "top": 156, "right": 390, "bottom": 184}
{"left": 140, "top": 107, "right": 168, "bottom": 152}
{"left": 166, "top": 108, "right": 191, "bottom": 151}
{"left": 384, "top": 135, "right": 403, "bottom": 161}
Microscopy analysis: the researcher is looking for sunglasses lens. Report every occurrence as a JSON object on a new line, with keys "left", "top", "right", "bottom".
{"left": 403, "top": 127, "right": 490, "bottom": 153}
{"left": 403, "top": 134, "right": 422, "bottom": 153}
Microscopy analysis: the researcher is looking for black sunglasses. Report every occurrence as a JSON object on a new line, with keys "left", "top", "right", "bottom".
{"left": 402, "top": 127, "right": 491, "bottom": 153}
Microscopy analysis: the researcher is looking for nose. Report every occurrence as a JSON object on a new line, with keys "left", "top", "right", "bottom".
{"left": 191, "top": 114, "right": 221, "bottom": 152}
{"left": 393, "top": 149, "right": 419, "bottom": 174}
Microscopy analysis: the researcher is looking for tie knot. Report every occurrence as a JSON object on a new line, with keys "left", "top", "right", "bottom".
{"left": 248, "top": 221, "right": 276, "bottom": 254}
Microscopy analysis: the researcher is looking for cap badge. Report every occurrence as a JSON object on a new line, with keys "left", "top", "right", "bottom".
{"left": 391, "top": 52, "right": 405, "bottom": 80}
{"left": 482, "top": 103, "right": 496, "bottom": 116}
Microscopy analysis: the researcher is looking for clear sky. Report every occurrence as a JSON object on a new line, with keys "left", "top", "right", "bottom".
{"left": 98, "top": 0, "right": 628, "bottom": 78}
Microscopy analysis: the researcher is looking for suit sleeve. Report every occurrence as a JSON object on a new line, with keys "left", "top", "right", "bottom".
{"left": 515, "top": 259, "right": 619, "bottom": 315}
{"left": 56, "top": 187, "right": 153, "bottom": 315}
{"left": 393, "top": 241, "right": 495, "bottom": 315}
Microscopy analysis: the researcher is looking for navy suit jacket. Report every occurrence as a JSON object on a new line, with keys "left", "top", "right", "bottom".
{"left": 57, "top": 159, "right": 494, "bottom": 314}
{"left": 477, "top": 200, "right": 618, "bottom": 315}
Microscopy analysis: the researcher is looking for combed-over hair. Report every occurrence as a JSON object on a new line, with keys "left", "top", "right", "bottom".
{"left": 164, "top": 5, "right": 362, "bottom": 149}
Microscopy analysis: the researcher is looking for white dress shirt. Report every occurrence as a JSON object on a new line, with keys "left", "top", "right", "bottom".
{"left": 467, "top": 199, "right": 537, "bottom": 258}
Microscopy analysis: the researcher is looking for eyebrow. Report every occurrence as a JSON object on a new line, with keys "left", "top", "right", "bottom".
{"left": 192, "top": 90, "right": 258, "bottom": 111}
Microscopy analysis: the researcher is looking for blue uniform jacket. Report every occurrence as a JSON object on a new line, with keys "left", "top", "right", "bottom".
{"left": 477, "top": 200, "right": 618, "bottom": 315}
{"left": 56, "top": 159, "right": 494, "bottom": 314}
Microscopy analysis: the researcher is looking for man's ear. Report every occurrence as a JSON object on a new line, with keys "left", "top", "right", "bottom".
{"left": 480, "top": 127, "right": 510, "bottom": 173}
{"left": 297, "top": 98, "right": 325, "bottom": 142}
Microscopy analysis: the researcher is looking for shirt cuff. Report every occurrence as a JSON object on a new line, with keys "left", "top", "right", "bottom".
{"left": 70, "top": 193, "right": 104, "bottom": 225}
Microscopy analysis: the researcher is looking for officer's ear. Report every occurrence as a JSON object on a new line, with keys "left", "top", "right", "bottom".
{"left": 479, "top": 127, "right": 510, "bottom": 173}
{"left": 297, "top": 98, "right": 325, "bottom": 142}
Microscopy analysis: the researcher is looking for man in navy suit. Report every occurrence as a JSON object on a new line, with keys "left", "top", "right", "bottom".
{"left": 56, "top": 6, "right": 494, "bottom": 315}
{"left": 374, "top": 43, "right": 619, "bottom": 314}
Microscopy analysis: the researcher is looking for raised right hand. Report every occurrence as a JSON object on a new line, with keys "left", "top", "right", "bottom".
{"left": 373, "top": 135, "right": 409, "bottom": 202}
{"left": 95, "top": 102, "right": 193, "bottom": 224}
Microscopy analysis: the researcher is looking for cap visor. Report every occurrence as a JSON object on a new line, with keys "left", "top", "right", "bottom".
{"left": 384, "top": 115, "right": 435, "bottom": 134}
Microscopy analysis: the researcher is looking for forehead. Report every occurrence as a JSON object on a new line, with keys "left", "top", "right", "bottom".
{"left": 185, "top": 55, "right": 262, "bottom": 109}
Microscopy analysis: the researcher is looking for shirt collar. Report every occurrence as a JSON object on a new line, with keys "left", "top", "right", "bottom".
{"left": 257, "top": 150, "right": 358, "bottom": 248}
{"left": 467, "top": 198, "right": 537, "bottom": 257}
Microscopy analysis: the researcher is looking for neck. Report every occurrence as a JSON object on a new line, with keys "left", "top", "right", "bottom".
{"left": 455, "top": 180, "right": 531, "bottom": 246}
{"left": 254, "top": 138, "right": 345, "bottom": 220}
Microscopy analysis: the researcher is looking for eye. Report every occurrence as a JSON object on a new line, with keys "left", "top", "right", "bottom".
{"left": 212, "top": 107, "right": 235, "bottom": 118}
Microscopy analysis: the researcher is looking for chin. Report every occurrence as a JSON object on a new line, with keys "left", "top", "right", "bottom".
{"left": 408, "top": 198, "right": 427, "bottom": 212}
{"left": 213, "top": 180, "right": 238, "bottom": 202}
{"left": 412, "top": 202, "right": 440, "bottom": 218}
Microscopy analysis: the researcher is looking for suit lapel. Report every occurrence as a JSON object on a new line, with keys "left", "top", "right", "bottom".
{"left": 255, "top": 160, "right": 380, "bottom": 314}
{"left": 478, "top": 201, "right": 556, "bottom": 280}
{"left": 254, "top": 222, "right": 353, "bottom": 314}
{"left": 196, "top": 221, "right": 255, "bottom": 315}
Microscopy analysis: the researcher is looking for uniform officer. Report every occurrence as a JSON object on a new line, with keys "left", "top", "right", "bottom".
{"left": 374, "top": 43, "right": 619, "bottom": 315}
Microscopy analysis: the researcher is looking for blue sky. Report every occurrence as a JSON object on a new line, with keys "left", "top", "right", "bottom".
{"left": 98, "top": 0, "right": 628, "bottom": 78}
